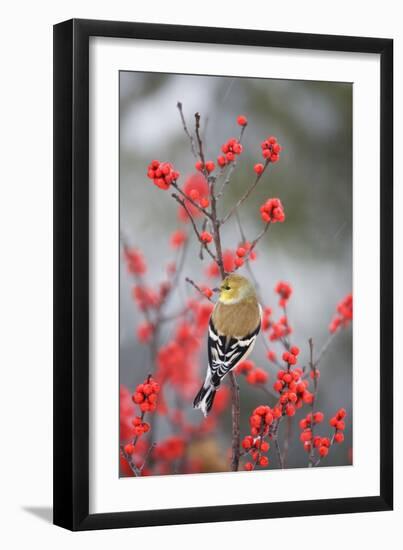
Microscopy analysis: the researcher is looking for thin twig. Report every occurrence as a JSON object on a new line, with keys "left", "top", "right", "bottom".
{"left": 171, "top": 194, "right": 217, "bottom": 262}
{"left": 171, "top": 181, "right": 212, "bottom": 220}
{"left": 228, "top": 372, "right": 241, "bottom": 472}
{"left": 221, "top": 159, "right": 269, "bottom": 224}
{"left": 194, "top": 112, "right": 206, "bottom": 167}
{"left": 314, "top": 333, "right": 336, "bottom": 367}
{"left": 274, "top": 437, "right": 285, "bottom": 469}
{"left": 140, "top": 442, "right": 156, "bottom": 471}
{"left": 176, "top": 101, "right": 197, "bottom": 158}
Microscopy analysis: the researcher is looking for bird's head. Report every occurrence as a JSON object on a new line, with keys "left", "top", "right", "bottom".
{"left": 218, "top": 274, "right": 255, "bottom": 304}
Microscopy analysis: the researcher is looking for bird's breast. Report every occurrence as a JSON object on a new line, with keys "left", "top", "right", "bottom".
{"left": 212, "top": 298, "right": 261, "bottom": 338}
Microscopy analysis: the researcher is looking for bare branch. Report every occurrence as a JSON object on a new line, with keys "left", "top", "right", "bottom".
{"left": 194, "top": 112, "right": 206, "bottom": 166}
{"left": 221, "top": 159, "right": 269, "bottom": 224}
{"left": 176, "top": 101, "right": 198, "bottom": 158}
{"left": 171, "top": 194, "right": 217, "bottom": 262}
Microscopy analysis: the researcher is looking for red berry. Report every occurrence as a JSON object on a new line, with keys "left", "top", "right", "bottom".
{"left": 200, "top": 197, "right": 209, "bottom": 208}
{"left": 313, "top": 412, "right": 324, "bottom": 424}
{"left": 336, "top": 420, "right": 345, "bottom": 431}
{"left": 254, "top": 163, "right": 264, "bottom": 175}
{"left": 285, "top": 404, "right": 296, "bottom": 416}
{"left": 260, "top": 441, "right": 269, "bottom": 452}
{"left": 283, "top": 373, "right": 292, "bottom": 384}
{"left": 319, "top": 446, "right": 329, "bottom": 457}
{"left": 124, "top": 443, "right": 135, "bottom": 455}
{"left": 147, "top": 393, "right": 157, "bottom": 404}
{"left": 303, "top": 392, "right": 313, "bottom": 404}
{"left": 189, "top": 189, "right": 200, "bottom": 200}
{"left": 217, "top": 155, "right": 227, "bottom": 167}
{"left": 337, "top": 408, "right": 347, "bottom": 419}
{"left": 237, "top": 115, "right": 248, "bottom": 126}
{"left": 200, "top": 231, "right": 213, "bottom": 244}
{"left": 290, "top": 346, "right": 300, "bottom": 356}
{"left": 205, "top": 160, "right": 215, "bottom": 173}
{"left": 289, "top": 354, "right": 297, "bottom": 365}
{"left": 132, "top": 392, "right": 144, "bottom": 404}
{"left": 244, "top": 462, "right": 253, "bottom": 471}
{"left": 236, "top": 247, "right": 246, "bottom": 258}
{"left": 195, "top": 161, "right": 204, "bottom": 171}
{"left": 300, "top": 430, "right": 312, "bottom": 442}
{"left": 234, "top": 257, "right": 244, "bottom": 268}
{"left": 334, "top": 432, "right": 345, "bottom": 444}
{"left": 259, "top": 456, "right": 269, "bottom": 467}
{"left": 203, "top": 287, "right": 213, "bottom": 298}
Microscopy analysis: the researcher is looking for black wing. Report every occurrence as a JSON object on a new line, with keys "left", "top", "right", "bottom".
{"left": 207, "top": 319, "right": 260, "bottom": 387}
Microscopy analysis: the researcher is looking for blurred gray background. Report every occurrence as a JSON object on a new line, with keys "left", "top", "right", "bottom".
{"left": 120, "top": 71, "right": 352, "bottom": 469}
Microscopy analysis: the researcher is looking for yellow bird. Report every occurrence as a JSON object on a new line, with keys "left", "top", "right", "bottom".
{"left": 193, "top": 274, "right": 261, "bottom": 416}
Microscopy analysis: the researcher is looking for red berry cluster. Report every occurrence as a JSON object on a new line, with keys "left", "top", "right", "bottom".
{"left": 275, "top": 281, "right": 292, "bottom": 307}
{"left": 261, "top": 136, "right": 282, "bottom": 162}
{"left": 273, "top": 354, "right": 313, "bottom": 415}
{"left": 131, "top": 415, "right": 151, "bottom": 437}
{"left": 147, "top": 160, "right": 180, "bottom": 190}
{"left": 260, "top": 198, "right": 285, "bottom": 224}
{"left": 132, "top": 285, "right": 160, "bottom": 311}
{"left": 249, "top": 405, "right": 275, "bottom": 437}
{"left": 217, "top": 138, "right": 243, "bottom": 167}
{"left": 299, "top": 411, "right": 325, "bottom": 452}
{"left": 132, "top": 376, "right": 160, "bottom": 413}
{"left": 243, "top": 436, "right": 270, "bottom": 470}
{"left": 329, "top": 294, "right": 353, "bottom": 333}
{"left": 195, "top": 160, "right": 215, "bottom": 174}
{"left": 235, "top": 360, "right": 268, "bottom": 385}
{"left": 170, "top": 229, "right": 187, "bottom": 248}
{"left": 137, "top": 321, "right": 154, "bottom": 343}
{"left": 268, "top": 316, "right": 292, "bottom": 342}
{"left": 282, "top": 346, "right": 300, "bottom": 365}
{"left": 329, "top": 408, "right": 347, "bottom": 444}
{"left": 124, "top": 248, "right": 146, "bottom": 275}
{"left": 243, "top": 405, "right": 274, "bottom": 470}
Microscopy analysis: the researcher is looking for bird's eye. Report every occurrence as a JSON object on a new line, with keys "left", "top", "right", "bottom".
{"left": 224, "top": 285, "right": 231, "bottom": 290}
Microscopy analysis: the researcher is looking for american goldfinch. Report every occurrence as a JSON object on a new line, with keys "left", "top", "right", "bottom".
{"left": 193, "top": 274, "right": 261, "bottom": 417}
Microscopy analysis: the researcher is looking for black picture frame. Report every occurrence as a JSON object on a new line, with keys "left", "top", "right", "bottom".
{"left": 53, "top": 18, "right": 393, "bottom": 531}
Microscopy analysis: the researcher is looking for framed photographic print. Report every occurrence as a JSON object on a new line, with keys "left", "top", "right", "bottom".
{"left": 53, "top": 19, "right": 393, "bottom": 530}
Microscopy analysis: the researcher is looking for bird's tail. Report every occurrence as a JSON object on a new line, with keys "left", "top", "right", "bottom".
{"left": 193, "top": 381, "right": 217, "bottom": 417}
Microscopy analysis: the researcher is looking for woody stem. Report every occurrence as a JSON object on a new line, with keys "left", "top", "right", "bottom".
{"left": 210, "top": 167, "right": 240, "bottom": 472}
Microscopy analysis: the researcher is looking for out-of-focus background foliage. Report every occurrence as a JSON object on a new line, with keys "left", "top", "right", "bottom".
{"left": 120, "top": 71, "right": 352, "bottom": 470}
